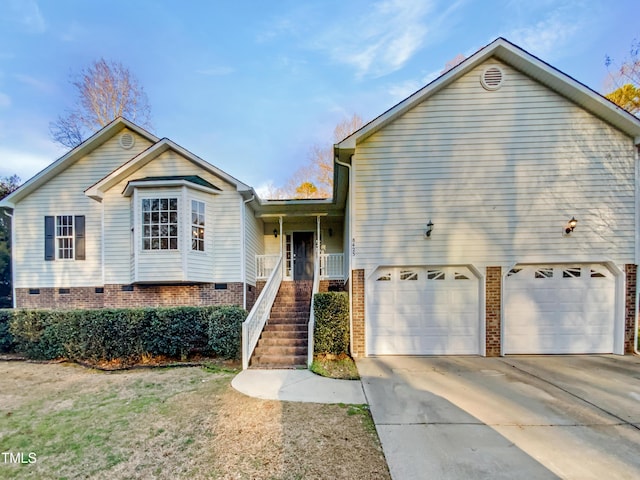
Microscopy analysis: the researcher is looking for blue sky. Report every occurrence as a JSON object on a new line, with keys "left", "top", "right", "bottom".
{"left": 0, "top": 0, "right": 638, "bottom": 193}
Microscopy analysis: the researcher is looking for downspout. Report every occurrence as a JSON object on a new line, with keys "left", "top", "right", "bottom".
{"left": 622, "top": 143, "right": 640, "bottom": 355}
{"left": 335, "top": 155, "right": 353, "bottom": 356}
{"left": 3, "top": 210, "right": 15, "bottom": 309}
{"left": 241, "top": 195, "right": 255, "bottom": 310}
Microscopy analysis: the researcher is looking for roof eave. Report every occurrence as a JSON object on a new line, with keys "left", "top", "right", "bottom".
{"left": 5, "top": 117, "right": 159, "bottom": 205}
{"left": 336, "top": 37, "right": 640, "bottom": 150}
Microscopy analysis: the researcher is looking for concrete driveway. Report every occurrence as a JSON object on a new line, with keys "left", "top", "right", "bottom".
{"left": 357, "top": 355, "right": 640, "bottom": 480}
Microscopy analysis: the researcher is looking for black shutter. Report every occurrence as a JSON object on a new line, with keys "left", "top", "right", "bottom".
{"left": 75, "top": 215, "right": 85, "bottom": 260}
{"left": 44, "top": 216, "right": 55, "bottom": 261}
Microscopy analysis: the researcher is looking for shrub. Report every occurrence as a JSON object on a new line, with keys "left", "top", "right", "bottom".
{"left": 8, "top": 305, "right": 247, "bottom": 363}
{"left": 0, "top": 309, "right": 14, "bottom": 353}
{"left": 10, "top": 309, "right": 66, "bottom": 360}
{"left": 206, "top": 306, "right": 247, "bottom": 359}
{"left": 313, "top": 292, "right": 350, "bottom": 355}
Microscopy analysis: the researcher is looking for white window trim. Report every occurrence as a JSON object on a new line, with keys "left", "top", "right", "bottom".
{"left": 190, "top": 199, "right": 206, "bottom": 253}
{"left": 140, "top": 196, "right": 180, "bottom": 252}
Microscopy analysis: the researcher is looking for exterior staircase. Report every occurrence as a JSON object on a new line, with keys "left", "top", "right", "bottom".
{"left": 250, "top": 280, "right": 312, "bottom": 368}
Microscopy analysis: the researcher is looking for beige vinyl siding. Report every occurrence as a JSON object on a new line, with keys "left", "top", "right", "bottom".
{"left": 244, "top": 204, "right": 264, "bottom": 285}
{"left": 353, "top": 59, "right": 636, "bottom": 273}
{"left": 186, "top": 190, "right": 215, "bottom": 283}
{"left": 13, "top": 130, "right": 152, "bottom": 288}
{"left": 103, "top": 150, "right": 242, "bottom": 284}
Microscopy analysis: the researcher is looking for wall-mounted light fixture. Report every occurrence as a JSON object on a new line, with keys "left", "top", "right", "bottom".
{"left": 564, "top": 217, "right": 577, "bottom": 235}
{"left": 425, "top": 220, "right": 434, "bottom": 238}
{"left": 328, "top": 228, "right": 333, "bottom": 237}
{"left": 273, "top": 229, "right": 278, "bottom": 238}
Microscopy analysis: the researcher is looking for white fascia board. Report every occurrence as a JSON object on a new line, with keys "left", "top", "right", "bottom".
{"left": 122, "top": 180, "right": 221, "bottom": 197}
{"left": 85, "top": 140, "right": 169, "bottom": 200}
{"left": 6, "top": 117, "right": 158, "bottom": 206}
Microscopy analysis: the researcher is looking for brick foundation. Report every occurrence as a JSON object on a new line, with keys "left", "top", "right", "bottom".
{"left": 15, "top": 283, "right": 246, "bottom": 310}
{"left": 318, "top": 280, "right": 347, "bottom": 292}
{"left": 351, "top": 269, "right": 365, "bottom": 357}
{"left": 15, "top": 286, "right": 105, "bottom": 310}
{"left": 625, "top": 264, "right": 637, "bottom": 354}
{"left": 485, "top": 266, "right": 502, "bottom": 356}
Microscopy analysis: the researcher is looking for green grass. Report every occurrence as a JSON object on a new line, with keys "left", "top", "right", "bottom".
{"left": 310, "top": 354, "right": 360, "bottom": 380}
{"left": 0, "top": 365, "right": 225, "bottom": 479}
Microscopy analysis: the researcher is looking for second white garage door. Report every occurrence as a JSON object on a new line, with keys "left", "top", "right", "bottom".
{"left": 504, "top": 264, "right": 616, "bottom": 354}
{"left": 367, "top": 266, "right": 481, "bottom": 355}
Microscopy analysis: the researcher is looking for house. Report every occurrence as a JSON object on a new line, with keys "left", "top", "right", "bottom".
{"left": 2, "top": 38, "right": 639, "bottom": 367}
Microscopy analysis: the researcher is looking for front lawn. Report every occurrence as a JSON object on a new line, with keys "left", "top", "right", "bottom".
{"left": 0, "top": 362, "right": 389, "bottom": 479}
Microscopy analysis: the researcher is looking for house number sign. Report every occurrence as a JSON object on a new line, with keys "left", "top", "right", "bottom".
{"left": 352, "top": 237, "right": 356, "bottom": 256}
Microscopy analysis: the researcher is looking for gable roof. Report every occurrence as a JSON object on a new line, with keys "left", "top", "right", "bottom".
{"left": 335, "top": 37, "right": 640, "bottom": 159}
{"left": 0, "top": 117, "right": 159, "bottom": 208}
{"left": 85, "top": 137, "right": 251, "bottom": 201}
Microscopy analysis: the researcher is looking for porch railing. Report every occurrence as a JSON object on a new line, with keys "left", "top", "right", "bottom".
{"left": 307, "top": 251, "right": 321, "bottom": 367}
{"left": 319, "top": 253, "right": 344, "bottom": 279}
{"left": 256, "top": 254, "right": 280, "bottom": 280}
{"left": 256, "top": 253, "right": 344, "bottom": 280}
{"left": 242, "top": 255, "right": 283, "bottom": 369}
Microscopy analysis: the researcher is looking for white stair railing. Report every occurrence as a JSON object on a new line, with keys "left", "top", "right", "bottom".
{"left": 242, "top": 255, "right": 283, "bottom": 369}
{"left": 307, "top": 253, "right": 321, "bottom": 367}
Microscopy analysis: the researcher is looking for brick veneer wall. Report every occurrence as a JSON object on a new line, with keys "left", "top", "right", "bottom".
{"left": 318, "top": 280, "right": 347, "bottom": 292}
{"left": 15, "top": 283, "right": 245, "bottom": 309}
{"left": 485, "top": 266, "right": 502, "bottom": 356}
{"left": 625, "top": 264, "right": 637, "bottom": 354}
{"left": 15, "top": 287, "right": 105, "bottom": 310}
{"left": 351, "top": 269, "right": 365, "bottom": 357}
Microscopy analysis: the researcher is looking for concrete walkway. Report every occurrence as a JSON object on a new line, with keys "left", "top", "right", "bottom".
{"left": 232, "top": 368, "right": 366, "bottom": 404}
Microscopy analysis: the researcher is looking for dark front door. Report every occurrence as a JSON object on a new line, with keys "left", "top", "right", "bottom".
{"left": 293, "top": 232, "right": 314, "bottom": 280}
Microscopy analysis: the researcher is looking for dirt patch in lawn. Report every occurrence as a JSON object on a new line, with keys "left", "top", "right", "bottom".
{"left": 0, "top": 362, "right": 389, "bottom": 479}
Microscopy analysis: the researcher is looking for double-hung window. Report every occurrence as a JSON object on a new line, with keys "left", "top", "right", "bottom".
{"left": 44, "top": 215, "right": 85, "bottom": 261}
{"left": 191, "top": 200, "right": 205, "bottom": 251}
{"left": 142, "top": 198, "right": 179, "bottom": 250}
{"left": 56, "top": 215, "right": 74, "bottom": 259}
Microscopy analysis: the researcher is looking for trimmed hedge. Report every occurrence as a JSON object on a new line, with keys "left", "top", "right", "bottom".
{"left": 313, "top": 292, "right": 350, "bottom": 355}
{"left": 3, "top": 306, "right": 246, "bottom": 362}
{"left": 0, "top": 309, "right": 14, "bottom": 353}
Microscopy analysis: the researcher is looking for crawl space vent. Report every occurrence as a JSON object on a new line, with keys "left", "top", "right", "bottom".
{"left": 481, "top": 66, "right": 504, "bottom": 90}
{"left": 119, "top": 132, "right": 135, "bottom": 150}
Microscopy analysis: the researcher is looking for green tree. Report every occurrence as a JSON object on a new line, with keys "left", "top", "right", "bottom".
{"left": 50, "top": 58, "right": 152, "bottom": 148}
{"left": 0, "top": 175, "right": 20, "bottom": 307}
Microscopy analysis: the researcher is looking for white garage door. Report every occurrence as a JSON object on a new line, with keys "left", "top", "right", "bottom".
{"left": 504, "top": 264, "right": 615, "bottom": 354}
{"left": 367, "top": 266, "right": 480, "bottom": 355}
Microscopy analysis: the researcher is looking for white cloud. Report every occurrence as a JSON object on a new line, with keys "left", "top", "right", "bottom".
{"left": 315, "top": 0, "right": 434, "bottom": 78}
{"left": 0, "top": 147, "right": 53, "bottom": 181}
{"left": 501, "top": 2, "right": 589, "bottom": 61}
{"left": 196, "top": 66, "right": 235, "bottom": 76}
{"left": 0, "top": 92, "right": 11, "bottom": 108}
{"left": 13, "top": 74, "right": 55, "bottom": 93}
{"left": 6, "top": 0, "right": 46, "bottom": 34}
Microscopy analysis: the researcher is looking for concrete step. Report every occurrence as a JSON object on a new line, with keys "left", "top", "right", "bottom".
{"left": 258, "top": 337, "right": 307, "bottom": 348}
{"left": 260, "top": 330, "right": 308, "bottom": 340}
{"left": 250, "top": 354, "right": 307, "bottom": 367}
{"left": 263, "top": 323, "right": 307, "bottom": 332}
{"left": 253, "top": 345, "right": 307, "bottom": 356}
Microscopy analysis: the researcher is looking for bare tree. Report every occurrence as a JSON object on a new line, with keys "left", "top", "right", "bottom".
{"left": 50, "top": 58, "right": 152, "bottom": 148}
{"left": 278, "top": 114, "right": 364, "bottom": 199}
{"left": 605, "top": 39, "right": 640, "bottom": 116}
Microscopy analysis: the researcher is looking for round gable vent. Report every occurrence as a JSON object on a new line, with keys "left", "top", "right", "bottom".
{"left": 119, "top": 132, "right": 135, "bottom": 150}
{"left": 481, "top": 66, "right": 504, "bottom": 90}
